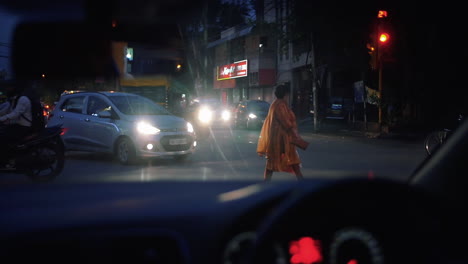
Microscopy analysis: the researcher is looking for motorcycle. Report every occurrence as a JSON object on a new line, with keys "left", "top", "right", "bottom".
{"left": 0, "top": 125, "right": 65, "bottom": 182}
{"left": 425, "top": 114, "right": 464, "bottom": 155}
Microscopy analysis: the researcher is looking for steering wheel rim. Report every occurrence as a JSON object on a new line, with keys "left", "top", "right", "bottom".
{"left": 247, "top": 179, "right": 439, "bottom": 264}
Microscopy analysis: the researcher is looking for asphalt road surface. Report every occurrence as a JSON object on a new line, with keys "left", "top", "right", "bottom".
{"left": 0, "top": 124, "right": 426, "bottom": 186}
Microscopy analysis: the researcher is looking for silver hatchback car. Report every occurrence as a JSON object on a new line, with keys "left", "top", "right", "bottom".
{"left": 47, "top": 91, "right": 196, "bottom": 164}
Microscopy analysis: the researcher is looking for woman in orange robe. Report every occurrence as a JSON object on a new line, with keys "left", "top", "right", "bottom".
{"left": 257, "top": 84, "right": 304, "bottom": 181}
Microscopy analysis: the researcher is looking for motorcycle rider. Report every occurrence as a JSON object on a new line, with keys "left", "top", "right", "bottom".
{"left": 0, "top": 80, "right": 33, "bottom": 165}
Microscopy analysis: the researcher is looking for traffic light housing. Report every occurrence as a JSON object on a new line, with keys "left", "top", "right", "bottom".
{"left": 367, "top": 10, "right": 394, "bottom": 69}
{"left": 377, "top": 28, "right": 393, "bottom": 62}
{"left": 367, "top": 43, "right": 378, "bottom": 70}
{"left": 378, "top": 33, "right": 390, "bottom": 44}
{"left": 376, "top": 10, "right": 392, "bottom": 53}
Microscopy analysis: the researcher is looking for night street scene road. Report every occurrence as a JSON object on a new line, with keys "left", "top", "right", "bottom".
{"left": 0, "top": 121, "right": 425, "bottom": 184}
{"left": 1, "top": 1, "right": 467, "bottom": 264}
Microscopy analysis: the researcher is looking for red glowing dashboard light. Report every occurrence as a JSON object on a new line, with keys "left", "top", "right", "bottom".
{"left": 60, "top": 128, "right": 69, "bottom": 136}
{"left": 289, "top": 237, "right": 323, "bottom": 264}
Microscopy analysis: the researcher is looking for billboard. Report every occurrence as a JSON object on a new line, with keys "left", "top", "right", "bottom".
{"left": 353, "top": 81, "right": 365, "bottom": 103}
{"left": 217, "top": 60, "right": 248, "bottom": 80}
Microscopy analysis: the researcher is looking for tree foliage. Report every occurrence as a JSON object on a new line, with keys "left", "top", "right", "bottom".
{"left": 178, "top": 0, "right": 252, "bottom": 95}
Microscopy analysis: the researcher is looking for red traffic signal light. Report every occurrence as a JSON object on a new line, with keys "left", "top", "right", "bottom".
{"left": 366, "top": 43, "right": 375, "bottom": 54}
{"left": 379, "top": 33, "right": 390, "bottom": 43}
{"left": 367, "top": 43, "right": 378, "bottom": 70}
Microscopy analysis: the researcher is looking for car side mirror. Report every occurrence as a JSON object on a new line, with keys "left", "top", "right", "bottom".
{"left": 98, "top": 111, "right": 112, "bottom": 118}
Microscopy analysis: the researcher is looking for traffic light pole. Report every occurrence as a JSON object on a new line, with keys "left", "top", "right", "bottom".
{"left": 310, "top": 33, "right": 318, "bottom": 132}
{"left": 376, "top": 10, "right": 389, "bottom": 128}
{"left": 378, "top": 57, "right": 383, "bottom": 125}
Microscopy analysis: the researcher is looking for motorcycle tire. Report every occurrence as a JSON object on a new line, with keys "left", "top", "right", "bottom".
{"left": 26, "top": 138, "right": 65, "bottom": 182}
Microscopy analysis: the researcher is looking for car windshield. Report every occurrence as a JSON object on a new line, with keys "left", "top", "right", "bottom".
{"left": 0, "top": 0, "right": 465, "bottom": 185}
{"left": 109, "top": 95, "right": 170, "bottom": 115}
{"left": 248, "top": 101, "right": 270, "bottom": 112}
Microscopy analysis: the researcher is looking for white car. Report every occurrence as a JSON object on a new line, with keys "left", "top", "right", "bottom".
{"left": 47, "top": 91, "right": 196, "bottom": 164}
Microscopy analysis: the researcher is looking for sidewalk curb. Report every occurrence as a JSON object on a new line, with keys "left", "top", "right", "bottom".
{"left": 298, "top": 122, "right": 425, "bottom": 140}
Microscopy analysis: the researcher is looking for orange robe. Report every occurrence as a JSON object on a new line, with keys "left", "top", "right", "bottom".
{"left": 257, "top": 98, "right": 301, "bottom": 173}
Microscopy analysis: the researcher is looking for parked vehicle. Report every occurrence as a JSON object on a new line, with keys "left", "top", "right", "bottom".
{"left": 233, "top": 100, "right": 270, "bottom": 129}
{"left": 47, "top": 91, "right": 196, "bottom": 164}
{"left": 324, "top": 97, "right": 349, "bottom": 120}
{"left": 0, "top": 124, "right": 65, "bottom": 182}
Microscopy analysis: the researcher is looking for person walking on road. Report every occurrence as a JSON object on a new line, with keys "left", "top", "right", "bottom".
{"left": 257, "top": 84, "right": 304, "bottom": 181}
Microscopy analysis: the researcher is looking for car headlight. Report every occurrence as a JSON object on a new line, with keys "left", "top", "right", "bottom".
{"left": 198, "top": 107, "right": 213, "bottom": 124}
{"left": 249, "top": 113, "right": 257, "bottom": 119}
{"left": 187, "top": 122, "right": 194, "bottom": 133}
{"left": 221, "top": 110, "right": 231, "bottom": 121}
{"left": 137, "top": 121, "right": 160, "bottom": 135}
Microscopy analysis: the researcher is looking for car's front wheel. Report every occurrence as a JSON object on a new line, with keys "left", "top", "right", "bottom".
{"left": 115, "top": 137, "right": 137, "bottom": 165}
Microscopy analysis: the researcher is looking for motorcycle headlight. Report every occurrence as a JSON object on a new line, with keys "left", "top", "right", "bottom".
{"left": 198, "top": 107, "right": 213, "bottom": 124}
{"left": 187, "top": 122, "right": 194, "bottom": 133}
{"left": 137, "top": 121, "right": 160, "bottom": 135}
{"left": 249, "top": 113, "right": 257, "bottom": 119}
{"left": 222, "top": 110, "right": 231, "bottom": 121}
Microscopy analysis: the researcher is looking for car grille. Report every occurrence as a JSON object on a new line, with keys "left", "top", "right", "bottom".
{"left": 160, "top": 128, "right": 186, "bottom": 132}
{"left": 160, "top": 135, "right": 193, "bottom": 151}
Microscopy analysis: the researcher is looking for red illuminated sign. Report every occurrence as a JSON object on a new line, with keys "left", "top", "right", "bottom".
{"left": 217, "top": 60, "right": 248, "bottom": 80}
{"left": 377, "top": 10, "right": 387, "bottom": 18}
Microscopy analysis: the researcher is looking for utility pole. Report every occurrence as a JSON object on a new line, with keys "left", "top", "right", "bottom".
{"left": 203, "top": 3, "right": 209, "bottom": 96}
{"left": 378, "top": 51, "right": 383, "bottom": 125}
{"left": 310, "top": 33, "right": 318, "bottom": 132}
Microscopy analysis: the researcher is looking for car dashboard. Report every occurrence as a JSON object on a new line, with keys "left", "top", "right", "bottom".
{"left": 0, "top": 178, "right": 464, "bottom": 264}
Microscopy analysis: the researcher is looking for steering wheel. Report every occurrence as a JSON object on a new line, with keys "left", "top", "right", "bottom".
{"left": 246, "top": 179, "right": 445, "bottom": 264}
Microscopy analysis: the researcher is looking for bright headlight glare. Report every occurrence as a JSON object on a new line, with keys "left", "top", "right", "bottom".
{"left": 187, "top": 122, "right": 194, "bottom": 133}
{"left": 249, "top": 113, "right": 257, "bottom": 119}
{"left": 222, "top": 110, "right": 231, "bottom": 121}
{"left": 198, "top": 107, "right": 213, "bottom": 123}
{"left": 137, "top": 121, "right": 160, "bottom": 134}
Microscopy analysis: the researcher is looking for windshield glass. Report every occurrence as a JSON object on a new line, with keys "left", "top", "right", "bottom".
{"left": 194, "top": 98, "right": 222, "bottom": 108}
{"left": 248, "top": 101, "right": 270, "bottom": 112}
{"left": 0, "top": 0, "right": 464, "bottom": 185}
{"left": 109, "top": 95, "right": 170, "bottom": 115}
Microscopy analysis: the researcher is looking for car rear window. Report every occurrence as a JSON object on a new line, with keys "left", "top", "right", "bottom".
{"left": 248, "top": 101, "right": 270, "bottom": 112}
